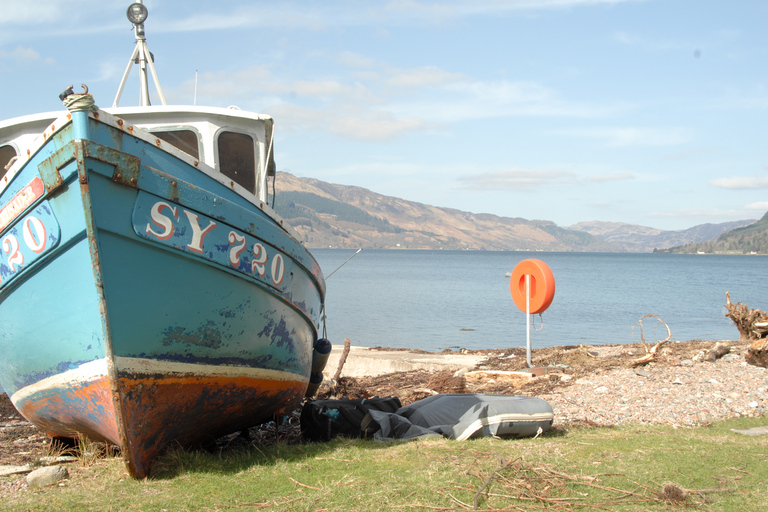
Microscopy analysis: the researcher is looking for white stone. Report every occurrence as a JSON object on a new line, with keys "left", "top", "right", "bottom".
{"left": 749, "top": 401, "right": 759, "bottom": 408}
{"left": 26, "top": 465, "right": 69, "bottom": 487}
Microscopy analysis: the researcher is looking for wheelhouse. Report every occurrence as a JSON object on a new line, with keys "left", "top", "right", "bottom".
{"left": 0, "top": 105, "right": 277, "bottom": 205}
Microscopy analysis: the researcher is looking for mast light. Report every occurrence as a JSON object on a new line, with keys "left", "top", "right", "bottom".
{"left": 126, "top": 3, "right": 148, "bottom": 25}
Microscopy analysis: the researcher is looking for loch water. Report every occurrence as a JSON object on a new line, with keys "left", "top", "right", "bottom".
{"left": 313, "top": 249, "right": 767, "bottom": 352}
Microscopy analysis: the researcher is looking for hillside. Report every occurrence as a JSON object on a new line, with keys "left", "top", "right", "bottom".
{"left": 657, "top": 211, "right": 768, "bottom": 255}
{"left": 567, "top": 219, "right": 757, "bottom": 253}
{"left": 271, "top": 173, "right": 620, "bottom": 252}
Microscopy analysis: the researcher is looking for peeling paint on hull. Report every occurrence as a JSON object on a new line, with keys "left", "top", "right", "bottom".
{"left": 12, "top": 360, "right": 119, "bottom": 445}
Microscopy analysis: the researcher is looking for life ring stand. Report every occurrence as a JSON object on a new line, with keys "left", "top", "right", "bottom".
{"left": 510, "top": 259, "right": 555, "bottom": 314}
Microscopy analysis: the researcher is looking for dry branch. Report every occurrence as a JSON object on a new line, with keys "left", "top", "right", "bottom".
{"left": 333, "top": 337, "right": 352, "bottom": 382}
{"left": 630, "top": 314, "right": 671, "bottom": 367}
{"left": 725, "top": 292, "right": 768, "bottom": 367}
{"left": 468, "top": 458, "right": 668, "bottom": 511}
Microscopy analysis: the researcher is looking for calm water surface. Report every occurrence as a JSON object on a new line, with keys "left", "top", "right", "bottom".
{"left": 313, "top": 249, "right": 767, "bottom": 352}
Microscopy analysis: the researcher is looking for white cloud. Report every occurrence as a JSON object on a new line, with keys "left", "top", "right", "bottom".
{"left": 337, "top": 51, "right": 376, "bottom": 69}
{"left": 387, "top": 66, "right": 467, "bottom": 88}
{"left": 458, "top": 168, "right": 577, "bottom": 191}
{"left": 0, "top": 46, "right": 52, "bottom": 64}
{"left": 388, "top": 79, "right": 619, "bottom": 123}
{"left": 561, "top": 127, "right": 693, "bottom": 147}
{"left": 745, "top": 202, "right": 768, "bottom": 214}
{"left": 383, "top": 0, "right": 642, "bottom": 19}
{"left": 613, "top": 31, "right": 697, "bottom": 53}
{"left": 270, "top": 103, "right": 426, "bottom": 141}
{"left": 709, "top": 175, "right": 768, "bottom": 190}
{"left": 585, "top": 172, "right": 635, "bottom": 183}
{"left": 651, "top": 208, "right": 743, "bottom": 220}
{"left": 0, "top": 0, "right": 112, "bottom": 25}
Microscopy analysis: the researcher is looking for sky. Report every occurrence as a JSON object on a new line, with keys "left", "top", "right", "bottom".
{"left": 1, "top": 0, "right": 767, "bottom": 231}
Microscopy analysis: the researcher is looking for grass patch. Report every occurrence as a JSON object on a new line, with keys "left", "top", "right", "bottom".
{"left": 4, "top": 416, "right": 768, "bottom": 511}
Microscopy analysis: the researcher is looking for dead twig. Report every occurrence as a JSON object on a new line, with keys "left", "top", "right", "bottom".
{"left": 288, "top": 477, "right": 322, "bottom": 490}
{"left": 474, "top": 458, "right": 521, "bottom": 509}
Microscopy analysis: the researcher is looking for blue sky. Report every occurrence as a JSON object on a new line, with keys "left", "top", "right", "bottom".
{"left": 2, "top": 0, "right": 767, "bottom": 231}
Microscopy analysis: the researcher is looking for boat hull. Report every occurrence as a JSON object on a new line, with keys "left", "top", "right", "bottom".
{"left": 0, "top": 110, "right": 324, "bottom": 477}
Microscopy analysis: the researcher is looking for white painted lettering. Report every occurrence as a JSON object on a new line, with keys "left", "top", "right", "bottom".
{"left": 252, "top": 243, "right": 267, "bottom": 277}
{"left": 3, "top": 235, "right": 24, "bottom": 271}
{"left": 271, "top": 253, "right": 285, "bottom": 286}
{"left": 22, "top": 217, "right": 46, "bottom": 253}
{"left": 146, "top": 202, "right": 178, "bottom": 240}
{"left": 228, "top": 231, "right": 247, "bottom": 267}
{"left": 183, "top": 210, "right": 217, "bottom": 254}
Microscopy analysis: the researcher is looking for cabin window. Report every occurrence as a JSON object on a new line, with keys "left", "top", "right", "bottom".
{"left": 217, "top": 131, "right": 255, "bottom": 193}
{"left": 151, "top": 129, "right": 200, "bottom": 159}
{"left": 0, "top": 144, "right": 18, "bottom": 180}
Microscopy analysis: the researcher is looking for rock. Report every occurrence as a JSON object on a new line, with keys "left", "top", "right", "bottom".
{"left": 0, "top": 465, "right": 33, "bottom": 477}
{"left": 704, "top": 342, "right": 730, "bottom": 362}
{"left": 26, "top": 465, "right": 69, "bottom": 487}
{"left": 692, "top": 351, "right": 707, "bottom": 362}
{"left": 731, "top": 426, "right": 768, "bottom": 436}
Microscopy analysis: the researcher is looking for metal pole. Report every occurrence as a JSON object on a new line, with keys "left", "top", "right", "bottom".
{"left": 144, "top": 40, "right": 167, "bottom": 105}
{"left": 526, "top": 274, "right": 532, "bottom": 367}
{"left": 137, "top": 41, "right": 150, "bottom": 106}
{"left": 113, "top": 44, "right": 140, "bottom": 107}
{"left": 325, "top": 248, "right": 362, "bottom": 280}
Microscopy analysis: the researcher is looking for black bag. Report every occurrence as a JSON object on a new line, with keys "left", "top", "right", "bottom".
{"left": 300, "top": 397, "right": 402, "bottom": 442}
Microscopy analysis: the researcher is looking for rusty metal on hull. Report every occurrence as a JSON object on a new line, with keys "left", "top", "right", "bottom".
{"left": 117, "top": 373, "right": 306, "bottom": 478}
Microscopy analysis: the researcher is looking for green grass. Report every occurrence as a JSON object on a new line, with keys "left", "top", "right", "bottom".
{"left": 4, "top": 416, "right": 768, "bottom": 511}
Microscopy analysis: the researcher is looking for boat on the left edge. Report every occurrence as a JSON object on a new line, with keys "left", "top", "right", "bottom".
{"left": 0, "top": 1, "right": 332, "bottom": 478}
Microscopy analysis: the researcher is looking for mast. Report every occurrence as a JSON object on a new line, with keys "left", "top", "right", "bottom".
{"left": 113, "top": 1, "right": 167, "bottom": 107}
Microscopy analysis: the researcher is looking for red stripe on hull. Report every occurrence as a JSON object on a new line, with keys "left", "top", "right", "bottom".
{"left": 14, "top": 376, "right": 120, "bottom": 445}
{"left": 116, "top": 373, "right": 306, "bottom": 478}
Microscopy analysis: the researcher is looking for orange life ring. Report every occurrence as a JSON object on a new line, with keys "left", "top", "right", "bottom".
{"left": 510, "top": 259, "right": 555, "bottom": 314}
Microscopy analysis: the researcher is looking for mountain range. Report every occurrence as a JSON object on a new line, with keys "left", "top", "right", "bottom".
{"left": 271, "top": 172, "right": 761, "bottom": 253}
{"left": 655, "top": 211, "right": 768, "bottom": 255}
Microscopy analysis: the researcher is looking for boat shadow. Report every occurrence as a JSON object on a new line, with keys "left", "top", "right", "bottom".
{"left": 150, "top": 425, "right": 571, "bottom": 479}
{"left": 150, "top": 436, "right": 406, "bottom": 479}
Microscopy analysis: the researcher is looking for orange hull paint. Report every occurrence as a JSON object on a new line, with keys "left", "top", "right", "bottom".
{"left": 117, "top": 373, "right": 306, "bottom": 478}
{"left": 14, "top": 376, "right": 120, "bottom": 445}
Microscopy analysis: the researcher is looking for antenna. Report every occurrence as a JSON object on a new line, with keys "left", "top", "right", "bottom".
{"left": 113, "top": 1, "right": 167, "bottom": 107}
{"left": 194, "top": 69, "right": 198, "bottom": 106}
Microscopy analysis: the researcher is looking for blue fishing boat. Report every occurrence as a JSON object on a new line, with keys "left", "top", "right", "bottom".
{"left": 0, "top": 2, "right": 328, "bottom": 478}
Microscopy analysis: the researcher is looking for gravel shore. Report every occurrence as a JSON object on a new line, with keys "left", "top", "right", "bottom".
{"left": 540, "top": 353, "right": 768, "bottom": 427}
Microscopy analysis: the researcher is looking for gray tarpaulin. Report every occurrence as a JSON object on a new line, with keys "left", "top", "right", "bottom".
{"left": 362, "top": 394, "right": 554, "bottom": 441}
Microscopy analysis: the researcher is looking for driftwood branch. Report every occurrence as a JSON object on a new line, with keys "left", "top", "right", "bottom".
{"left": 726, "top": 291, "right": 768, "bottom": 368}
{"left": 333, "top": 337, "right": 351, "bottom": 382}
{"left": 630, "top": 314, "right": 671, "bottom": 367}
{"left": 725, "top": 291, "right": 768, "bottom": 342}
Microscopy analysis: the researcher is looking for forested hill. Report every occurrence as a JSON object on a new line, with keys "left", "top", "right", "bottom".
{"left": 658, "top": 211, "right": 768, "bottom": 255}
{"left": 271, "top": 172, "right": 620, "bottom": 252}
